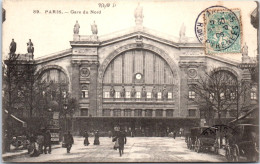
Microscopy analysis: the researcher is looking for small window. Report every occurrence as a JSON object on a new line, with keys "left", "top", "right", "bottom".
{"left": 168, "top": 93, "right": 172, "bottom": 99}
{"left": 115, "top": 92, "right": 120, "bottom": 98}
{"left": 188, "top": 109, "right": 196, "bottom": 117}
{"left": 156, "top": 109, "right": 163, "bottom": 117}
{"left": 147, "top": 92, "right": 151, "bottom": 99}
{"left": 81, "top": 108, "right": 88, "bottom": 116}
{"left": 124, "top": 109, "right": 132, "bottom": 116}
{"left": 104, "top": 92, "right": 110, "bottom": 98}
{"left": 157, "top": 92, "right": 162, "bottom": 99}
{"left": 126, "top": 92, "right": 131, "bottom": 98}
{"left": 136, "top": 92, "right": 141, "bottom": 98}
{"left": 103, "top": 109, "right": 111, "bottom": 116}
{"left": 251, "top": 92, "right": 257, "bottom": 100}
{"left": 82, "top": 90, "right": 88, "bottom": 98}
{"left": 166, "top": 109, "right": 173, "bottom": 117}
{"left": 113, "top": 109, "right": 121, "bottom": 116}
{"left": 134, "top": 109, "right": 142, "bottom": 116}
{"left": 188, "top": 91, "right": 195, "bottom": 99}
{"left": 145, "top": 109, "right": 152, "bottom": 117}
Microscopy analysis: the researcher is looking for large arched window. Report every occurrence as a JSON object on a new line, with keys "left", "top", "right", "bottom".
{"left": 37, "top": 68, "right": 69, "bottom": 112}
{"left": 40, "top": 69, "right": 68, "bottom": 84}
{"left": 102, "top": 49, "right": 177, "bottom": 102}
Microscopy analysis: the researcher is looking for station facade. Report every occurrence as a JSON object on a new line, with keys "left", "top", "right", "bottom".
{"left": 30, "top": 7, "right": 258, "bottom": 136}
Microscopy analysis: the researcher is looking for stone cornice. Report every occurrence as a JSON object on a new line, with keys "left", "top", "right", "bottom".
{"left": 71, "top": 60, "right": 99, "bottom": 66}
{"left": 35, "top": 49, "right": 72, "bottom": 64}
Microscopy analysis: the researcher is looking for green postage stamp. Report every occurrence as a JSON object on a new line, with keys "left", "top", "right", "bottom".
{"left": 204, "top": 9, "right": 242, "bottom": 54}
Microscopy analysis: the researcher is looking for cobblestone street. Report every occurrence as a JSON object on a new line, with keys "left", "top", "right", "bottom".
{"left": 6, "top": 137, "right": 227, "bottom": 162}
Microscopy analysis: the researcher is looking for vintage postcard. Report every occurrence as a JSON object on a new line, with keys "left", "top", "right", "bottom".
{"left": 2, "top": 0, "right": 259, "bottom": 162}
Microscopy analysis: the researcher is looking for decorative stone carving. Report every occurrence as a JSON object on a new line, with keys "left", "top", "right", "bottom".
{"left": 188, "top": 68, "right": 197, "bottom": 78}
{"left": 136, "top": 35, "right": 143, "bottom": 47}
{"left": 9, "top": 39, "right": 16, "bottom": 54}
{"left": 110, "top": 85, "right": 115, "bottom": 98}
{"left": 80, "top": 68, "right": 90, "bottom": 77}
{"left": 91, "top": 21, "right": 98, "bottom": 35}
{"left": 242, "top": 43, "right": 248, "bottom": 56}
{"left": 120, "top": 85, "right": 125, "bottom": 98}
{"left": 134, "top": 3, "right": 143, "bottom": 26}
{"left": 141, "top": 85, "right": 147, "bottom": 98}
{"left": 27, "top": 39, "right": 34, "bottom": 54}
{"left": 73, "top": 20, "right": 80, "bottom": 34}
{"left": 130, "top": 85, "right": 136, "bottom": 98}
{"left": 162, "top": 85, "right": 168, "bottom": 100}
{"left": 179, "top": 23, "right": 187, "bottom": 43}
{"left": 242, "top": 43, "right": 251, "bottom": 63}
{"left": 152, "top": 86, "right": 157, "bottom": 99}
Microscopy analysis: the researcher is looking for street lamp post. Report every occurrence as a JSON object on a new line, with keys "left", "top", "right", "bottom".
{"left": 63, "top": 103, "right": 68, "bottom": 132}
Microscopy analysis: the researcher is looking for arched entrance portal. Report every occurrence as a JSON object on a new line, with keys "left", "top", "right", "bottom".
{"left": 97, "top": 45, "right": 180, "bottom": 136}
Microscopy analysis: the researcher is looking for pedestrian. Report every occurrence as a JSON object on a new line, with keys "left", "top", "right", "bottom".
{"left": 83, "top": 131, "right": 90, "bottom": 146}
{"left": 113, "top": 130, "right": 127, "bottom": 157}
{"left": 28, "top": 133, "right": 39, "bottom": 157}
{"left": 93, "top": 130, "right": 100, "bottom": 145}
{"left": 112, "top": 130, "right": 119, "bottom": 150}
{"left": 64, "top": 131, "right": 74, "bottom": 153}
{"left": 173, "top": 131, "right": 176, "bottom": 139}
{"left": 37, "top": 132, "right": 44, "bottom": 154}
{"left": 44, "top": 130, "right": 52, "bottom": 154}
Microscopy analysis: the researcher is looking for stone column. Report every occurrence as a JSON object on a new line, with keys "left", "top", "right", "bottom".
{"left": 71, "top": 61, "right": 81, "bottom": 100}
{"left": 131, "top": 109, "right": 135, "bottom": 117}
{"left": 89, "top": 63, "right": 98, "bottom": 116}
{"left": 121, "top": 109, "right": 124, "bottom": 117}
{"left": 163, "top": 109, "right": 166, "bottom": 117}
{"left": 110, "top": 109, "right": 113, "bottom": 117}
{"left": 152, "top": 109, "right": 156, "bottom": 117}
{"left": 142, "top": 109, "right": 145, "bottom": 117}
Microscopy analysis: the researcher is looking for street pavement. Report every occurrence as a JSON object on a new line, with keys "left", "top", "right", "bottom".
{"left": 5, "top": 136, "right": 227, "bottom": 162}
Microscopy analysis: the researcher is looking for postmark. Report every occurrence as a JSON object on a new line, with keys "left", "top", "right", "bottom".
{"left": 195, "top": 6, "right": 242, "bottom": 54}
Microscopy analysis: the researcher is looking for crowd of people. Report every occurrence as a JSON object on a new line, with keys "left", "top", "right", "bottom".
{"left": 8, "top": 127, "right": 131, "bottom": 158}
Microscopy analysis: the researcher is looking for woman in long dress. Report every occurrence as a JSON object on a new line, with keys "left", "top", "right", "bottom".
{"left": 83, "top": 131, "right": 89, "bottom": 146}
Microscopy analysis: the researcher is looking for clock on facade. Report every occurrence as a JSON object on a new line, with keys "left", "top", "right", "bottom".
{"left": 135, "top": 73, "right": 142, "bottom": 80}
{"left": 80, "top": 68, "right": 90, "bottom": 77}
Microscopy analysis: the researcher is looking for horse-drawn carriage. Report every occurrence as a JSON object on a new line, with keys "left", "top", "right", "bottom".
{"left": 225, "top": 124, "right": 259, "bottom": 162}
{"left": 186, "top": 126, "right": 218, "bottom": 153}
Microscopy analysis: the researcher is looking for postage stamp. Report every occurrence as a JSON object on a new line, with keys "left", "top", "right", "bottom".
{"left": 204, "top": 8, "right": 242, "bottom": 54}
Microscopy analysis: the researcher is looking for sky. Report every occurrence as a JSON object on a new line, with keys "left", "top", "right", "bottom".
{"left": 2, "top": 0, "right": 258, "bottom": 60}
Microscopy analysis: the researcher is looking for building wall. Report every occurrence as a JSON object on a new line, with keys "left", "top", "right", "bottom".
{"left": 33, "top": 31, "right": 254, "bottom": 134}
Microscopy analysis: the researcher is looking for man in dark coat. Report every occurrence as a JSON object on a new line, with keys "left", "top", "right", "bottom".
{"left": 64, "top": 131, "right": 74, "bottom": 153}
{"left": 83, "top": 131, "right": 89, "bottom": 146}
{"left": 113, "top": 130, "right": 127, "bottom": 156}
{"left": 44, "top": 130, "right": 52, "bottom": 154}
{"left": 94, "top": 130, "right": 100, "bottom": 145}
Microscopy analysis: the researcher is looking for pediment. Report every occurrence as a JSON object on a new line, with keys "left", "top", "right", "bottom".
{"left": 70, "top": 26, "right": 203, "bottom": 49}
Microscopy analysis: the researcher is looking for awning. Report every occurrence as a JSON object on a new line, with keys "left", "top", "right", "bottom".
{"left": 5, "top": 110, "right": 27, "bottom": 127}
{"left": 229, "top": 105, "right": 258, "bottom": 124}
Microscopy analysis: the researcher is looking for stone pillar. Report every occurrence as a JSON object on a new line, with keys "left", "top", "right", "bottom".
{"left": 142, "top": 109, "right": 145, "bottom": 117}
{"left": 121, "top": 109, "right": 124, "bottom": 117}
{"left": 89, "top": 63, "right": 98, "bottom": 116}
{"left": 152, "top": 109, "right": 156, "bottom": 117}
{"left": 163, "top": 109, "right": 166, "bottom": 117}
{"left": 131, "top": 109, "right": 135, "bottom": 117}
{"left": 71, "top": 61, "right": 81, "bottom": 100}
{"left": 110, "top": 109, "right": 113, "bottom": 117}
{"left": 242, "top": 69, "right": 252, "bottom": 108}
